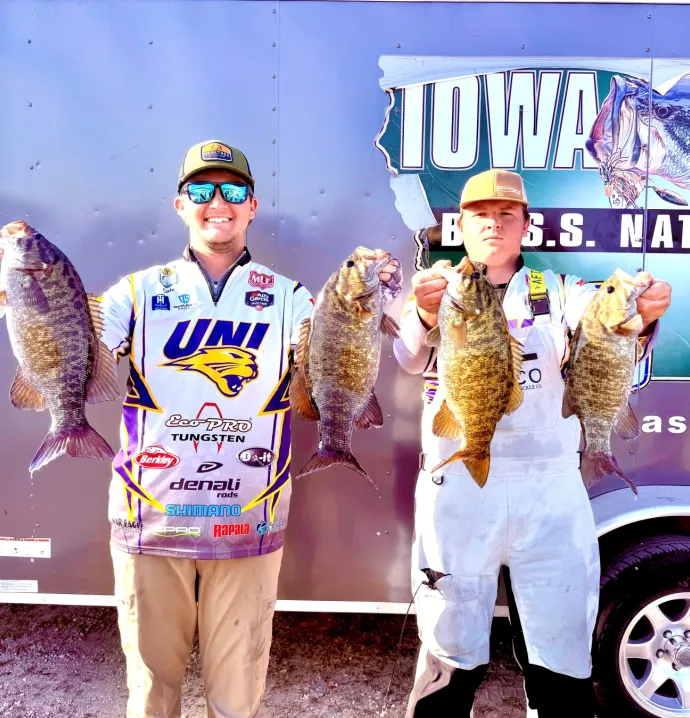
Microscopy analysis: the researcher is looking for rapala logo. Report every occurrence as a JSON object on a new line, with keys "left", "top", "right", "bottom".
{"left": 134, "top": 446, "right": 181, "bottom": 470}
{"left": 213, "top": 523, "right": 251, "bottom": 537}
{"left": 249, "top": 271, "right": 274, "bottom": 289}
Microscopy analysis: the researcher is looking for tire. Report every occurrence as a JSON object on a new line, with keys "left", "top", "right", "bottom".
{"left": 594, "top": 535, "right": 690, "bottom": 718}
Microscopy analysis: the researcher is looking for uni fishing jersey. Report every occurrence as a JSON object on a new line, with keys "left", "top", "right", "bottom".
{"left": 99, "top": 246, "right": 313, "bottom": 559}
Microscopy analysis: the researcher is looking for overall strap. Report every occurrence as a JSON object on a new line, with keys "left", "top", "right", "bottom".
{"left": 528, "top": 269, "right": 551, "bottom": 325}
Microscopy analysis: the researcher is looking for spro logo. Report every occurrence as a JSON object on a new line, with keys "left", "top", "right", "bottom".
{"left": 154, "top": 526, "right": 201, "bottom": 537}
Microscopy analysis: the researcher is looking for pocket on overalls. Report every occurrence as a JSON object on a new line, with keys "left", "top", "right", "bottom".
{"left": 413, "top": 572, "right": 490, "bottom": 659}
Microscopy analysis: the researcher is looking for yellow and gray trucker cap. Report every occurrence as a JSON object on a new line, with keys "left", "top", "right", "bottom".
{"left": 178, "top": 140, "right": 255, "bottom": 192}
{"left": 459, "top": 169, "right": 529, "bottom": 209}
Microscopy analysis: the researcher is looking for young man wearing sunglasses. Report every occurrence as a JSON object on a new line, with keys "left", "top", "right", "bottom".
{"left": 95, "top": 140, "right": 394, "bottom": 718}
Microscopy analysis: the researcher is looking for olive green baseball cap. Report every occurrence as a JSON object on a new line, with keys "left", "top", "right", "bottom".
{"left": 460, "top": 169, "right": 529, "bottom": 209}
{"left": 177, "top": 140, "right": 255, "bottom": 192}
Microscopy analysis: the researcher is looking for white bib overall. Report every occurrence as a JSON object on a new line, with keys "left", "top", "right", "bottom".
{"left": 410, "top": 267, "right": 600, "bottom": 680}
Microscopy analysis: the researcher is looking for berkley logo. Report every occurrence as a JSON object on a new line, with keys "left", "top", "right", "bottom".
{"left": 249, "top": 271, "right": 274, "bottom": 289}
{"left": 134, "top": 446, "right": 181, "bottom": 470}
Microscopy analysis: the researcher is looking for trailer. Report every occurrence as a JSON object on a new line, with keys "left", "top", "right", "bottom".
{"left": 1, "top": 1, "right": 690, "bottom": 715}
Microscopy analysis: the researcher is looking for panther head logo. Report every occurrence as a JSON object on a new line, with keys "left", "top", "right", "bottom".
{"left": 161, "top": 346, "right": 259, "bottom": 397}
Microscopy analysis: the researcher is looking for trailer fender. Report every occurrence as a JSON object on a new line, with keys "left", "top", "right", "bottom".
{"left": 591, "top": 485, "right": 690, "bottom": 538}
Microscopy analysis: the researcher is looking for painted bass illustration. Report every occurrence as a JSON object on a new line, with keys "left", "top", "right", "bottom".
{"left": 425, "top": 257, "right": 523, "bottom": 487}
{"left": 291, "top": 247, "right": 401, "bottom": 483}
{"left": 0, "top": 221, "right": 119, "bottom": 472}
{"left": 563, "top": 269, "right": 653, "bottom": 493}
{"left": 587, "top": 74, "right": 690, "bottom": 208}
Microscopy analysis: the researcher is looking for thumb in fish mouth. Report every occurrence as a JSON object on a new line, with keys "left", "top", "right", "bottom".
{"left": 615, "top": 268, "right": 653, "bottom": 289}
{"left": 633, "top": 271, "right": 654, "bottom": 288}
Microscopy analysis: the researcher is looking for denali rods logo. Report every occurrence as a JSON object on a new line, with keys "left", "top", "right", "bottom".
{"left": 169, "top": 478, "right": 241, "bottom": 499}
{"left": 134, "top": 446, "right": 180, "bottom": 470}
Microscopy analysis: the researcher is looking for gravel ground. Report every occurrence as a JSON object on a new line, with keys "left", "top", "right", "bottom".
{"left": 0, "top": 605, "right": 524, "bottom": 718}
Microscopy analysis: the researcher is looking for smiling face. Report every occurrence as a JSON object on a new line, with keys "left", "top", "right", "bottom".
{"left": 174, "top": 168, "right": 258, "bottom": 255}
{"left": 459, "top": 199, "right": 530, "bottom": 269}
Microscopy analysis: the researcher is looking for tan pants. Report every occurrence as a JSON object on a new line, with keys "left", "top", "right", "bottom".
{"left": 111, "top": 546, "right": 283, "bottom": 718}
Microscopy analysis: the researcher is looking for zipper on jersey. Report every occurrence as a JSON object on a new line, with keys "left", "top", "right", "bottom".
{"left": 186, "top": 246, "right": 251, "bottom": 305}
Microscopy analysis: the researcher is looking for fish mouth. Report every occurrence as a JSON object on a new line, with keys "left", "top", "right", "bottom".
{"left": 345, "top": 252, "right": 393, "bottom": 302}
{"left": 1, "top": 221, "right": 32, "bottom": 239}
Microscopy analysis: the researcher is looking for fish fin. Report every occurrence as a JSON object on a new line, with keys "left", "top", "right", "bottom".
{"left": 431, "top": 400, "right": 463, "bottom": 440}
{"left": 10, "top": 367, "right": 46, "bottom": 411}
{"left": 0, "top": 290, "right": 7, "bottom": 305}
{"left": 296, "top": 449, "right": 378, "bottom": 490}
{"left": 30, "top": 424, "right": 115, "bottom": 472}
{"left": 431, "top": 450, "right": 466, "bottom": 473}
{"left": 355, "top": 392, "right": 384, "bottom": 430}
{"left": 463, "top": 455, "right": 490, "bottom": 488}
{"left": 86, "top": 339, "right": 120, "bottom": 404}
{"left": 86, "top": 294, "right": 105, "bottom": 336}
{"left": 562, "top": 387, "right": 576, "bottom": 419}
{"left": 614, "top": 402, "right": 640, "bottom": 441}
{"left": 289, "top": 368, "right": 318, "bottom": 421}
{"left": 447, "top": 317, "right": 467, "bottom": 349}
{"left": 380, "top": 313, "right": 400, "bottom": 339}
{"left": 18, "top": 276, "right": 49, "bottom": 312}
{"left": 424, "top": 325, "right": 441, "bottom": 347}
{"left": 580, "top": 451, "right": 638, "bottom": 495}
{"left": 505, "top": 335, "right": 524, "bottom": 415}
{"left": 294, "top": 318, "right": 311, "bottom": 368}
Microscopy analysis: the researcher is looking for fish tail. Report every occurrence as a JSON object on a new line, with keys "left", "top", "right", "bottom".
{"left": 581, "top": 451, "right": 638, "bottom": 495}
{"left": 29, "top": 424, "right": 115, "bottom": 472}
{"left": 463, "top": 455, "right": 491, "bottom": 488}
{"left": 296, "top": 449, "right": 378, "bottom": 490}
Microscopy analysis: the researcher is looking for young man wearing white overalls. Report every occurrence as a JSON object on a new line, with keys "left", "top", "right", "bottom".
{"left": 394, "top": 169, "right": 672, "bottom": 718}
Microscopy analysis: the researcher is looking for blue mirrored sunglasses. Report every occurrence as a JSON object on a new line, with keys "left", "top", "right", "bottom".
{"left": 184, "top": 181, "right": 251, "bottom": 204}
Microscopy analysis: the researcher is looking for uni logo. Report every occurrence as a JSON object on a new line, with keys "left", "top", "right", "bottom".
{"left": 160, "top": 319, "right": 269, "bottom": 398}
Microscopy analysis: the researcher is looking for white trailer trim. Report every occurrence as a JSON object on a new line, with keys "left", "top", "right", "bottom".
{"left": 0, "top": 592, "right": 510, "bottom": 616}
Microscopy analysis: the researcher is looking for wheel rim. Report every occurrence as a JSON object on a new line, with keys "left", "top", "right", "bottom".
{"left": 619, "top": 591, "right": 690, "bottom": 716}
